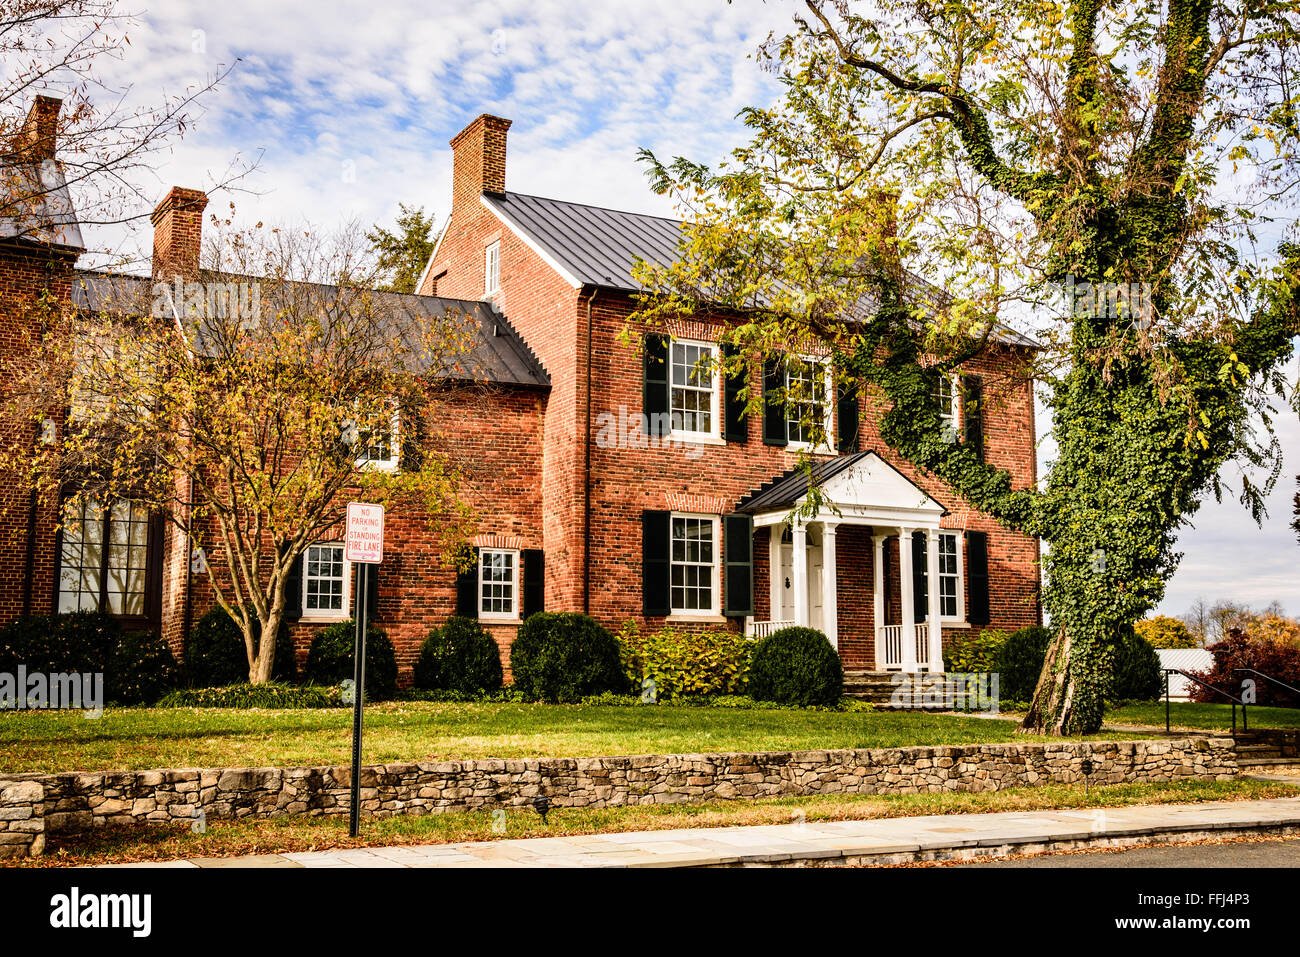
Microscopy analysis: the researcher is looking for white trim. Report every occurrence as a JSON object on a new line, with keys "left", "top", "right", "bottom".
{"left": 302, "top": 542, "right": 351, "bottom": 620}
{"left": 477, "top": 547, "right": 520, "bottom": 621}
{"left": 668, "top": 511, "right": 721, "bottom": 617}
{"left": 484, "top": 240, "right": 501, "bottom": 296}
{"left": 413, "top": 215, "right": 450, "bottom": 295}
{"left": 355, "top": 406, "right": 401, "bottom": 473}
{"left": 480, "top": 195, "right": 584, "bottom": 288}
{"left": 666, "top": 336, "right": 722, "bottom": 444}
{"left": 937, "top": 530, "right": 966, "bottom": 623}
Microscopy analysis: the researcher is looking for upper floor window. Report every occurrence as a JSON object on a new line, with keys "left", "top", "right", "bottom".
{"left": 304, "top": 543, "right": 349, "bottom": 618}
{"left": 670, "top": 513, "right": 719, "bottom": 615}
{"left": 58, "top": 498, "right": 152, "bottom": 616}
{"left": 936, "top": 375, "right": 959, "bottom": 443}
{"left": 786, "top": 357, "right": 833, "bottom": 450}
{"left": 355, "top": 407, "right": 400, "bottom": 472}
{"left": 484, "top": 241, "right": 500, "bottom": 296}
{"left": 479, "top": 548, "right": 518, "bottom": 619}
{"left": 669, "top": 339, "right": 719, "bottom": 439}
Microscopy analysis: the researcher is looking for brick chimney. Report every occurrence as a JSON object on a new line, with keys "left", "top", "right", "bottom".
{"left": 150, "top": 187, "right": 208, "bottom": 281}
{"left": 9, "top": 95, "right": 61, "bottom": 163}
{"left": 450, "top": 114, "right": 511, "bottom": 210}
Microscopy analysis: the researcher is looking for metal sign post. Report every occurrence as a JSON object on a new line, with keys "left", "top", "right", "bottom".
{"left": 344, "top": 503, "right": 384, "bottom": 838}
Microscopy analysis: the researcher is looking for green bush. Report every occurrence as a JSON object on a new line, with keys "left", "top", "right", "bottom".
{"left": 509, "top": 612, "right": 627, "bottom": 703}
{"left": 0, "top": 611, "right": 118, "bottom": 674}
{"left": 184, "top": 606, "right": 297, "bottom": 687}
{"left": 992, "top": 625, "right": 1055, "bottom": 703}
{"left": 746, "top": 626, "right": 843, "bottom": 707}
{"left": 943, "top": 628, "right": 1010, "bottom": 673}
{"left": 413, "top": 617, "right": 503, "bottom": 694}
{"left": 615, "top": 621, "right": 752, "bottom": 698}
{"left": 304, "top": 619, "right": 397, "bottom": 700}
{"left": 158, "top": 682, "right": 342, "bottom": 709}
{"left": 108, "top": 629, "right": 178, "bottom": 704}
{"left": 1110, "top": 625, "right": 1163, "bottom": 701}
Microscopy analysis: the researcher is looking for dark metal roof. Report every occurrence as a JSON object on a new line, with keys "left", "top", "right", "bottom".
{"left": 0, "top": 158, "right": 84, "bottom": 250}
{"left": 482, "top": 190, "right": 682, "bottom": 290}
{"left": 70, "top": 269, "right": 550, "bottom": 390}
{"left": 483, "top": 190, "right": 1037, "bottom": 349}
{"left": 734, "top": 450, "right": 875, "bottom": 514}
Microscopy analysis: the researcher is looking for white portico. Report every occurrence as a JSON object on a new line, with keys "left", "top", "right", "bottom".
{"left": 741, "top": 450, "right": 950, "bottom": 672}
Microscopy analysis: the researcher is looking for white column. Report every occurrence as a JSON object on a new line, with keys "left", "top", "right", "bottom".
{"left": 927, "top": 527, "right": 944, "bottom": 671}
{"left": 768, "top": 525, "right": 782, "bottom": 622}
{"left": 871, "top": 534, "right": 886, "bottom": 669}
{"left": 899, "top": 527, "right": 917, "bottom": 672}
{"left": 792, "top": 521, "right": 809, "bottom": 627}
{"left": 821, "top": 523, "right": 838, "bottom": 648}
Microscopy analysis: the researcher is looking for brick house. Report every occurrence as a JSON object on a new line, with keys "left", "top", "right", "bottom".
{"left": 0, "top": 99, "right": 1042, "bottom": 682}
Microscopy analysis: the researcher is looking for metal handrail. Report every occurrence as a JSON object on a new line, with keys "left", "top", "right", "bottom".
{"left": 1164, "top": 669, "right": 1247, "bottom": 735}
{"left": 1232, "top": 667, "right": 1300, "bottom": 700}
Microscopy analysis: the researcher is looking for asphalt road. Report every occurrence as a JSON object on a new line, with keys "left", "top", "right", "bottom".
{"left": 959, "top": 837, "right": 1300, "bottom": 867}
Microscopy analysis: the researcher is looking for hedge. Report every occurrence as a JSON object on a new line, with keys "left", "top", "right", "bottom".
{"left": 746, "top": 626, "right": 843, "bottom": 707}
{"left": 509, "top": 612, "right": 627, "bottom": 703}
{"left": 616, "top": 621, "right": 752, "bottom": 699}
{"left": 184, "top": 606, "right": 297, "bottom": 687}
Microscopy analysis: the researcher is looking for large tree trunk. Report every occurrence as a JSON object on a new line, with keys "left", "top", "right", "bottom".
{"left": 247, "top": 608, "right": 283, "bottom": 685}
{"left": 1018, "top": 625, "right": 1109, "bottom": 735}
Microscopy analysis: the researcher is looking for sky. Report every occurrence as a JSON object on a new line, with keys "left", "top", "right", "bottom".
{"left": 58, "top": 0, "right": 1300, "bottom": 619}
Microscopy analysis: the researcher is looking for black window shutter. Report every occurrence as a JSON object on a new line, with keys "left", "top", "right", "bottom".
{"left": 966, "top": 530, "right": 990, "bottom": 625}
{"left": 722, "top": 343, "right": 747, "bottom": 443}
{"left": 911, "top": 530, "right": 928, "bottom": 622}
{"left": 962, "top": 374, "right": 984, "bottom": 462}
{"left": 723, "top": 513, "right": 753, "bottom": 617}
{"left": 284, "top": 553, "right": 303, "bottom": 620}
{"left": 641, "top": 510, "right": 671, "bottom": 616}
{"left": 837, "top": 378, "right": 859, "bottom": 453}
{"left": 522, "top": 549, "right": 544, "bottom": 619}
{"left": 643, "top": 333, "right": 670, "bottom": 437}
{"left": 762, "top": 356, "right": 788, "bottom": 446}
{"left": 455, "top": 548, "right": 480, "bottom": 617}
{"left": 399, "top": 403, "right": 423, "bottom": 472}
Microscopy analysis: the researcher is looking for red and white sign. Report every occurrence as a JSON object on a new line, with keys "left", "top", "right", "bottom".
{"left": 344, "top": 502, "right": 385, "bottom": 564}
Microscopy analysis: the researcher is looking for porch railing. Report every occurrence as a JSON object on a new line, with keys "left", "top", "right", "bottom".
{"left": 876, "top": 622, "right": 932, "bottom": 670}
{"left": 748, "top": 619, "right": 796, "bottom": 639}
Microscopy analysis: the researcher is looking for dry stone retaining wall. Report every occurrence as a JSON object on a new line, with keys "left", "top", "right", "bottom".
{"left": 0, "top": 737, "right": 1238, "bottom": 857}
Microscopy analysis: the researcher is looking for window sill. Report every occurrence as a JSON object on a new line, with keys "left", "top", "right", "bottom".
{"left": 939, "top": 619, "right": 970, "bottom": 629}
{"left": 478, "top": 617, "right": 522, "bottom": 626}
{"left": 786, "top": 442, "right": 836, "bottom": 456}
{"left": 666, "top": 613, "right": 727, "bottom": 624}
{"left": 668, "top": 432, "right": 726, "bottom": 447}
{"left": 299, "top": 616, "right": 349, "bottom": 625}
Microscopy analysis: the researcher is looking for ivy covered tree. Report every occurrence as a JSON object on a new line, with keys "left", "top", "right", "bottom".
{"left": 633, "top": 0, "right": 1300, "bottom": 734}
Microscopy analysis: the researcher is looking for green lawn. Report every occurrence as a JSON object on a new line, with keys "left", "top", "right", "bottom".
{"left": 30, "top": 777, "right": 1296, "bottom": 867}
{"left": 0, "top": 701, "right": 1139, "bottom": 774}
{"left": 1109, "top": 701, "right": 1300, "bottom": 732}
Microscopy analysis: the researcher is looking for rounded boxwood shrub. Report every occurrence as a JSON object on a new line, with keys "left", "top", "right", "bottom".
{"left": 1110, "top": 624, "right": 1163, "bottom": 701}
{"left": 992, "top": 624, "right": 1055, "bottom": 702}
{"left": 184, "top": 606, "right": 297, "bottom": 686}
{"left": 413, "top": 617, "right": 503, "bottom": 694}
{"left": 304, "top": 620, "right": 397, "bottom": 700}
{"left": 746, "top": 626, "right": 843, "bottom": 707}
{"left": 509, "top": 612, "right": 627, "bottom": 703}
{"left": 108, "top": 629, "right": 179, "bottom": 705}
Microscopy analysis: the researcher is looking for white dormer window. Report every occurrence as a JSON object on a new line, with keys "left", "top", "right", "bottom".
{"left": 484, "top": 241, "right": 500, "bottom": 296}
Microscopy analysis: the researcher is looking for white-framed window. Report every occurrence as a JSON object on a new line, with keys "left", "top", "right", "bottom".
{"left": 669, "top": 338, "right": 720, "bottom": 440}
{"left": 484, "top": 241, "right": 500, "bottom": 296}
{"left": 938, "top": 532, "right": 963, "bottom": 620}
{"left": 670, "top": 513, "right": 720, "bottom": 615}
{"left": 786, "top": 356, "right": 833, "bottom": 450}
{"left": 303, "top": 543, "right": 349, "bottom": 618}
{"left": 479, "top": 548, "right": 519, "bottom": 619}
{"left": 355, "top": 406, "right": 400, "bottom": 472}
{"left": 936, "top": 375, "right": 960, "bottom": 443}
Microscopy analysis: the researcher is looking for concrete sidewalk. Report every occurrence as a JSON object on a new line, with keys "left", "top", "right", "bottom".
{"left": 109, "top": 797, "right": 1300, "bottom": 869}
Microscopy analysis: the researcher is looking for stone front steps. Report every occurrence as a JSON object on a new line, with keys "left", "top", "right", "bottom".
{"left": 1235, "top": 730, "right": 1300, "bottom": 774}
{"left": 843, "top": 670, "right": 957, "bottom": 709}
